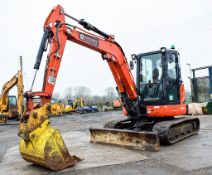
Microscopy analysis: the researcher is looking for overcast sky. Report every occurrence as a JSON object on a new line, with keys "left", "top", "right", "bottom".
{"left": 0, "top": 0, "right": 212, "bottom": 96}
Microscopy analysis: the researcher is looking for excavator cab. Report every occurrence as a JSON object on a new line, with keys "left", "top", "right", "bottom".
{"left": 8, "top": 95, "right": 19, "bottom": 118}
{"left": 8, "top": 95, "right": 17, "bottom": 106}
{"left": 135, "top": 47, "right": 182, "bottom": 106}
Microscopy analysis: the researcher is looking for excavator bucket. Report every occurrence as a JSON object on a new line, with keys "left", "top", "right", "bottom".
{"left": 19, "top": 105, "right": 81, "bottom": 171}
{"left": 90, "top": 127, "right": 160, "bottom": 151}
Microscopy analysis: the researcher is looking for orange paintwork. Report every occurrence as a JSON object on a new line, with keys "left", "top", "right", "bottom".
{"left": 147, "top": 104, "right": 187, "bottom": 117}
{"left": 113, "top": 100, "right": 122, "bottom": 108}
{"left": 26, "top": 4, "right": 186, "bottom": 119}
{"left": 26, "top": 4, "right": 137, "bottom": 112}
{"left": 122, "top": 107, "right": 128, "bottom": 116}
{"left": 146, "top": 83, "right": 187, "bottom": 117}
{"left": 180, "top": 84, "right": 186, "bottom": 104}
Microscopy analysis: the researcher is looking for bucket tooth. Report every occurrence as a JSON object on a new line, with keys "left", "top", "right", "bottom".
{"left": 19, "top": 104, "right": 81, "bottom": 171}
{"left": 90, "top": 127, "right": 160, "bottom": 152}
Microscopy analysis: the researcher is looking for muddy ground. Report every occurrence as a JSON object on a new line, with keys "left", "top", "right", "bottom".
{"left": 0, "top": 111, "right": 211, "bottom": 175}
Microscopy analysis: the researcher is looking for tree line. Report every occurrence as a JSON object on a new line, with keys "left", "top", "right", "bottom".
{"left": 52, "top": 86, "right": 119, "bottom": 105}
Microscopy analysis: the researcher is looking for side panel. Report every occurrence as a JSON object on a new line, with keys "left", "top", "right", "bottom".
{"left": 147, "top": 104, "right": 187, "bottom": 117}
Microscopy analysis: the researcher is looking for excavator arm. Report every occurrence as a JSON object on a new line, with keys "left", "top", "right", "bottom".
{"left": 73, "top": 98, "right": 84, "bottom": 110}
{"left": 17, "top": 71, "right": 24, "bottom": 116}
{"left": 18, "top": 5, "right": 158, "bottom": 171}
{"left": 25, "top": 4, "right": 137, "bottom": 117}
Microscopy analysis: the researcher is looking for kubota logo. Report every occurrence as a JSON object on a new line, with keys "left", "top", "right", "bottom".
{"left": 79, "top": 33, "right": 99, "bottom": 47}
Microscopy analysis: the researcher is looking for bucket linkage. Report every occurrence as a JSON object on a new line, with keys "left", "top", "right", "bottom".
{"left": 18, "top": 104, "right": 81, "bottom": 171}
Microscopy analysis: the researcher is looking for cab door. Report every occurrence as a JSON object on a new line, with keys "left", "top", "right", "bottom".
{"left": 166, "top": 52, "right": 180, "bottom": 104}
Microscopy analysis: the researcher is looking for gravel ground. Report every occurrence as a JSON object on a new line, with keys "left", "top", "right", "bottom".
{"left": 0, "top": 111, "right": 212, "bottom": 175}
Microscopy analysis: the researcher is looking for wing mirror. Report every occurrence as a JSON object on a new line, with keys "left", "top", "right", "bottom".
{"left": 131, "top": 54, "right": 137, "bottom": 61}
{"left": 130, "top": 60, "right": 134, "bottom": 70}
{"left": 130, "top": 54, "right": 138, "bottom": 70}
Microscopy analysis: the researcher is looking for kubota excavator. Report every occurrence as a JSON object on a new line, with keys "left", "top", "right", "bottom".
{"left": 0, "top": 70, "right": 24, "bottom": 123}
{"left": 18, "top": 4, "right": 200, "bottom": 171}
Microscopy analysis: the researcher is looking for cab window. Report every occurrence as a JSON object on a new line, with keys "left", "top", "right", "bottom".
{"left": 168, "top": 54, "right": 177, "bottom": 80}
{"left": 8, "top": 96, "right": 17, "bottom": 106}
{"left": 167, "top": 53, "right": 178, "bottom": 102}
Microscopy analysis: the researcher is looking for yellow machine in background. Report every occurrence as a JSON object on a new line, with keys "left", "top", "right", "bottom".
{"left": 50, "top": 98, "right": 65, "bottom": 116}
{"left": 68, "top": 97, "right": 84, "bottom": 111}
{"left": 63, "top": 104, "right": 73, "bottom": 113}
{"left": 0, "top": 70, "right": 24, "bottom": 123}
{"left": 63, "top": 98, "right": 85, "bottom": 114}
{"left": 50, "top": 103, "right": 65, "bottom": 116}
{"left": 49, "top": 97, "right": 85, "bottom": 116}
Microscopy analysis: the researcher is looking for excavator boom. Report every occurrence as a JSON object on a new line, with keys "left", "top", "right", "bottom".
{"left": 18, "top": 4, "right": 166, "bottom": 171}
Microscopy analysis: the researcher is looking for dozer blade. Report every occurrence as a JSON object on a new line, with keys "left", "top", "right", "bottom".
{"left": 19, "top": 120, "right": 81, "bottom": 171}
{"left": 90, "top": 127, "right": 160, "bottom": 152}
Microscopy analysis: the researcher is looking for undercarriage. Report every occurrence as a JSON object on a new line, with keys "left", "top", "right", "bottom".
{"left": 90, "top": 116, "right": 200, "bottom": 150}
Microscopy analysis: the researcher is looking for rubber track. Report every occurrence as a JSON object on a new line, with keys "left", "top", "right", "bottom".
{"left": 153, "top": 117, "right": 200, "bottom": 145}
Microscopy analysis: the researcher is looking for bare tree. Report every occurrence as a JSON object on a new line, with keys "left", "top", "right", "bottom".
{"left": 64, "top": 87, "right": 73, "bottom": 102}
{"left": 52, "top": 92, "right": 60, "bottom": 101}
{"left": 58, "top": 86, "right": 119, "bottom": 106}
{"left": 105, "top": 87, "right": 117, "bottom": 102}
{"left": 101, "top": 95, "right": 108, "bottom": 103}
{"left": 92, "top": 95, "right": 102, "bottom": 104}
{"left": 74, "top": 86, "right": 91, "bottom": 101}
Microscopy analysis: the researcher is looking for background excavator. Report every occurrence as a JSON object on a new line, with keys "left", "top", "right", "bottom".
{"left": 18, "top": 4, "right": 200, "bottom": 171}
{"left": 50, "top": 98, "right": 65, "bottom": 116}
{"left": 0, "top": 70, "right": 24, "bottom": 123}
{"left": 66, "top": 97, "right": 85, "bottom": 113}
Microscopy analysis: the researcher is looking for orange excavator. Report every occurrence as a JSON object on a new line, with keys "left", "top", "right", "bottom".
{"left": 18, "top": 4, "right": 200, "bottom": 171}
